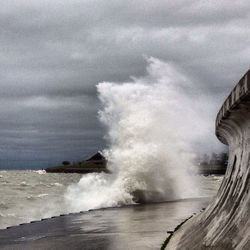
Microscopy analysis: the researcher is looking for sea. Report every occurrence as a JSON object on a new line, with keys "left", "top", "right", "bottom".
{"left": 0, "top": 170, "right": 222, "bottom": 230}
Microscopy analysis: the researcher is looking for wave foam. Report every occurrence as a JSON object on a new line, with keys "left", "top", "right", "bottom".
{"left": 65, "top": 58, "right": 206, "bottom": 212}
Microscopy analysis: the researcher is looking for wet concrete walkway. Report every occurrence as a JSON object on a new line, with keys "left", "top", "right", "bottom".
{"left": 0, "top": 198, "right": 210, "bottom": 250}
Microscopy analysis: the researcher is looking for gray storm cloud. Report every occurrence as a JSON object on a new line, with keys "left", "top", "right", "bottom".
{"left": 0, "top": 0, "right": 249, "bottom": 168}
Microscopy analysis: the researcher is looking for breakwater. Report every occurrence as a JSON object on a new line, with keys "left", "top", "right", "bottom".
{"left": 166, "top": 69, "right": 250, "bottom": 249}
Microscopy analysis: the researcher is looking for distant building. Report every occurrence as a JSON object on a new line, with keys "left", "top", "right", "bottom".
{"left": 195, "top": 152, "right": 228, "bottom": 175}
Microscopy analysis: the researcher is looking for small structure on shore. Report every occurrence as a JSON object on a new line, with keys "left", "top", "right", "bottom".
{"left": 196, "top": 152, "right": 228, "bottom": 175}
{"left": 45, "top": 152, "right": 109, "bottom": 174}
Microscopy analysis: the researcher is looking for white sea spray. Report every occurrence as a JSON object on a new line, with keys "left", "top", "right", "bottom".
{"left": 64, "top": 57, "right": 218, "bottom": 212}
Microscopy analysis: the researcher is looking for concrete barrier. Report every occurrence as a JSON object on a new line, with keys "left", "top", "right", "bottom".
{"left": 166, "top": 69, "right": 250, "bottom": 250}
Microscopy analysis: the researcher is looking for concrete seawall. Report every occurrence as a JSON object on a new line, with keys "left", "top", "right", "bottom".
{"left": 166, "top": 69, "right": 250, "bottom": 250}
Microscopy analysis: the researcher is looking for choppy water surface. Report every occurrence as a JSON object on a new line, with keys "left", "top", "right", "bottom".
{"left": 0, "top": 171, "right": 222, "bottom": 229}
{"left": 0, "top": 170, "right": 82, "bottom": 229}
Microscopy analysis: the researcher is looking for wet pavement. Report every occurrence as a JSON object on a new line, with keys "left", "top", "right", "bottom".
{"left": 0, "top": 197, "right": 211, "bottom": 250}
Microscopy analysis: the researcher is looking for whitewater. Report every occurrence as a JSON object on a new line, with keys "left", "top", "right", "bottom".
{"left": 65, "top": 57, "right": 222, "bottom": 212}
{"left": 0, "top": 58, "right": 224, "bottom": 229}
{"left": 0, "top": 170, "right": 222, "bottom": 229}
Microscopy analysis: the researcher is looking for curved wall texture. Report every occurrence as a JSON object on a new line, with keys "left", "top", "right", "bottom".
{"left": 166, "top": 69, "right": 250, "bottom": 250}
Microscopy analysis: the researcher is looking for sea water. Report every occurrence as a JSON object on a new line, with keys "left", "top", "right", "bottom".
{"left": 0, "top": 170, "right": 222, "bottom": 230}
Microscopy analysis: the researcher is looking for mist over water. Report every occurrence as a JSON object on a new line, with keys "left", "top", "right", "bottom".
{"left": 65, "top": 58, "right": 220, "bottom": 212}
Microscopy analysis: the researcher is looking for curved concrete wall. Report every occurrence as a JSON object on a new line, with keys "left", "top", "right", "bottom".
{"left": 166, "top": 69, "right": 250, "bottom": 250}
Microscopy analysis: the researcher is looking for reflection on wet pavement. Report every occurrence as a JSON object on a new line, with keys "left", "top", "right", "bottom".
{"left": 0, "top": 198, "right": 211, "bottom": 250}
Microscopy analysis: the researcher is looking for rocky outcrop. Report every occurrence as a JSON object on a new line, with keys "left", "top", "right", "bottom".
{"left": 166, "top": 69, "right": 250, "bottom": 249}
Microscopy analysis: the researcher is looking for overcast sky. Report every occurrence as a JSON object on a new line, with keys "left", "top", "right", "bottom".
{"left": 1, "top": 1, "right": 250, "bottom": 168}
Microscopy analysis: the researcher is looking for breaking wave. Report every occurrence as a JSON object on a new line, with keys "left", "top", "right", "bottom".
{"left": 64, "top": 57, "right": 208, "bottom": 212}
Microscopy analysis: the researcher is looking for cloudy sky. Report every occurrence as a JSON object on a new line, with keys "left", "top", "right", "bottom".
{"left": 1, "top": 1, "right": 250, "bottom": 168}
